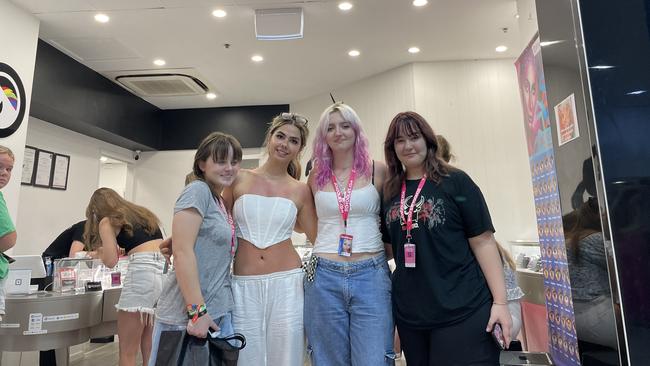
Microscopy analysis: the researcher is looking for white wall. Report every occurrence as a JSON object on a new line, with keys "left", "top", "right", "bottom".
{"left": 412, "top": 60, "right": 538, "bottom": 244}
{"left": 99, "top": 162, "right": 128, "bottom": 198}
{"left": 291, "top": 59, "right": 538, "bottom": 245}
{"left": 15, "top": 117, "right": 135, "bottom": 255}
{"left": 132, "top": 150, "right": 194, "bottom": 237}
{"left": 516, "top": 0, "right": 540, "bottom": 51}
{"left": 0, "top": 1, "right": 39, "bottom": 246}
{"left": 292, "top": 64, "right": 416, "bottom": 167}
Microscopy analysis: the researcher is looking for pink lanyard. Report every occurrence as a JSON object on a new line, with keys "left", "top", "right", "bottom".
{"left": 215, "top": 196, "right": 235, "bottom": 256}
{"left": 400, "top": 175, "right": 427, "bottom": 243}
{"left": 331, "top": 169, "right": 356, "bottom": 230}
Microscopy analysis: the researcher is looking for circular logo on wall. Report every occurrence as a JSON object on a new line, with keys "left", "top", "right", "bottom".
{"left": 0, "top": 62, "right": 27, "bottom": 138}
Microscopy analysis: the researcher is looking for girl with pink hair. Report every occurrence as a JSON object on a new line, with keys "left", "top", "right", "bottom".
{"left": 304, "top": 102, "right": 395, "bottom": 365}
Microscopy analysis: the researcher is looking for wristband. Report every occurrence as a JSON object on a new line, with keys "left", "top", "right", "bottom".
{"left": 493, "top": 301, "right": 507, "bottom": 305}
{"left": 187, "top": 304, "right": 207, "bottom": 323}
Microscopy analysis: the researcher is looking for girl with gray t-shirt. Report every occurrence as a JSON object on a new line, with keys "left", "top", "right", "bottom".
{"left": 149, "top": 132, "right": 243, "bottom": 365}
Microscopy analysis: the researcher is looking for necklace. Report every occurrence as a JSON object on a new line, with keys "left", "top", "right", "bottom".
{"left": 333, "top": 169, "right": 352, "bottom": 198}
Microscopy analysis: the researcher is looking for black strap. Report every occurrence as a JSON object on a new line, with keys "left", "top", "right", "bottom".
{"left": 371, "top": 160, "right": 375, "bottom": 185}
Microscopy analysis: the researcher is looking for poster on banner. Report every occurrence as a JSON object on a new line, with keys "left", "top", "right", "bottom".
{"left": 514, "top": 34, "right": 553, "bottom": 158}
{"left": 515, "top": 33, "right": 581, "bottom": 366}
{"left": 554, "top": 94, "right": 580, "bottom": 146}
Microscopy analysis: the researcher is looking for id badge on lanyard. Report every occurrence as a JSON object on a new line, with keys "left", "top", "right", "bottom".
{"left": 332, "top": 170, "right": 356, "bottom": 257}
{"left": 400, "top": 176, "right": 427, "bottom": 268}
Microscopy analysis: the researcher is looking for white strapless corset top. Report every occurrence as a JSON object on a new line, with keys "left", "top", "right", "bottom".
{"left": 233, "top": 194, "right": 298, "bottom": 249}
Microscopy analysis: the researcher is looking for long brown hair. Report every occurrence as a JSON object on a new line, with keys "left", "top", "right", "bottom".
{"left": 84, "top": 188, "right": 160, "bottom": 249}
{"left": 264, "top": 113, "right": 309, "bottom": 180}
{"left": 565, "top": 198, "right": 602, "bottom": 259}
{"left": 436, "top": 134, "right": 454, "bottom": 163}
{"left": 383, "top": 111, "right": 450, "bottom": 200}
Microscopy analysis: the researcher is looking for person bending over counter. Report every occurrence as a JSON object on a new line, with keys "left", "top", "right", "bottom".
{"left": 84, "top": 188, "right": 165, "bottom": 366}
{"left": 0, "top": 145, "right": 16, "bottom": 323}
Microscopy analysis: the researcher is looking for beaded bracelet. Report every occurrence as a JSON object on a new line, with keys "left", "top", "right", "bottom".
{"left": 187, "top": 304, "right": 207, "bottom": 323}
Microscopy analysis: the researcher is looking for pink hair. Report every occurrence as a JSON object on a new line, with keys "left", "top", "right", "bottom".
{"left": 311, "top": 103, "right": 372, "bottom": 189}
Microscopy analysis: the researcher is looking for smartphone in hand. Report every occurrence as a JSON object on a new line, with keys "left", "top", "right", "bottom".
{"left": 491, "top": 323, "right": 507, "bottom": 350}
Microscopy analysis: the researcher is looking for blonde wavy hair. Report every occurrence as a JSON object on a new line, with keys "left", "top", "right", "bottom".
{"left": 83, "top": 188, "right": 160, "bottom": 249}
{"left": 264, "top": 113, "right": 309, "bottom": 180}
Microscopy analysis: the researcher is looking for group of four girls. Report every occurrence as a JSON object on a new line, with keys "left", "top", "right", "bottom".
{"left": 85, "top": 103, "right": 512, "bottom": 366}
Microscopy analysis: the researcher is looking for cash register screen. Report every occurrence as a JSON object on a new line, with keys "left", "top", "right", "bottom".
{"left": 8, "top": 255, "right": 47, "bottom": 278}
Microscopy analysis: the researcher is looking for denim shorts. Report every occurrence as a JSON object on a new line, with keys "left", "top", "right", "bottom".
{"left": 304, "top": 253, "right": 395, "bottom": 366}
{"left": 116, "top": 252, "right": 165, "bottom": 319}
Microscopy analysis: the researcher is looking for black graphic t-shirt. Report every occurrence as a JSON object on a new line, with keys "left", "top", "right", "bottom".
{"left": 382, "top": 169, "right": 495, "bottom": 329}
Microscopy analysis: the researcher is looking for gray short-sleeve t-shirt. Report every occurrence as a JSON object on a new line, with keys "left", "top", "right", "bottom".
{"left": 155, "top": 180, "right": 235, "bottom": 325}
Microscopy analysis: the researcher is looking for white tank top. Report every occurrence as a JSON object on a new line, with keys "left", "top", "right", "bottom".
{"left": 313, "top": 184, "right": 383, "bottom": 254}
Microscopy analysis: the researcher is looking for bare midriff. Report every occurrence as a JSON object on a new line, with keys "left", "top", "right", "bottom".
{"left": 127, "top": 240, "right": 163, "bottom": 255}
{"left": 316, "top": 251, "right": 383, "bottom": 262}
{"left": 234, "top": 239, "right": 302, "bottom": 275}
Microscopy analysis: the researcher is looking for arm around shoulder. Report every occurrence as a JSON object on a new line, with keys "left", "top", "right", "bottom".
{"left": 296, "top": 182, "right": 317, "bottom": 244}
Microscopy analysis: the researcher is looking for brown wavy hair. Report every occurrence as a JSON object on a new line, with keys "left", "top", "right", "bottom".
{"left": 83, "top": 188, "right": 160, "bottom": 249}
{"left": 264, "top": 113, "right": 309, "bottom": 180}
{"left": 565, "top": 198, "right": 602, "bottom": 259}
{"left": 383, "top": 111, "right": 450, "bottom": 200}
{"left": 436, "top": 134, "right": 454, "bottom": 163}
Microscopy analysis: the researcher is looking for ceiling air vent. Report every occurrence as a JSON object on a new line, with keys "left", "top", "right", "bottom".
{"left": 115, "top": 74, "right": 208, "bottom": 97}
{"left": 255, "top": 8, "right": 304, "bottom": 40}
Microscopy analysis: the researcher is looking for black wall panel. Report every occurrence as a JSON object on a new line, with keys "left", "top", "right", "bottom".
{"left": 31, "top": 40, "right": 161, "bottom": 150}
{"left": 159, "top": 105, "right": 288, "bottom": 150}
{"left": 30, "top": 40, "right": 283, "bottom": 151}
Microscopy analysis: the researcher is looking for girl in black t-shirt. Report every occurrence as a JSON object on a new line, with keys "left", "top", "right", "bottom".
{"left": 382, "top": 111, "right": 512, "bottom": 365}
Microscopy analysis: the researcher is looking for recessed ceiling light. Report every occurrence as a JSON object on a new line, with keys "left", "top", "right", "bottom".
{"left": 413, "top": 0, "right": 428, "bottom": 6}
{"left": 251, "top": 55, "right": 264, "bottom": 62}
{"left": 540, "top": 40, "right": 565, "bottom": 47}
{"left": 495, "top": 45, "right": 508, "bottom": 53}
{"left": 348, "top": 49, "right": 360, "bottom": 57}
{"left": 408, "top": 47, "right": 420, "bottom": 54}
{"left": 153, "top": 59, "right": 166, "bottom": 66}
{"left": 212, "top": 9, "right": 227, "bottom": 18}
{"left": 100, "top": 156, "right": 108, "bottom": 163}
{"left": 94, "top": 13, "right": 110, "bottom": 23}
{"left": 338, "top": 2, "right": 353, "bottom": 11}
{"left": 590, "top": 65, "right": 615, "bottom": 70}
{"left": 626, "top": 90, "right": 646, "bottom": 95}
{"left": 515, "top": 13, "right": 520, "bottom": 19}
{"left": 206, "top": 92, "right": 218, "bottom": 99}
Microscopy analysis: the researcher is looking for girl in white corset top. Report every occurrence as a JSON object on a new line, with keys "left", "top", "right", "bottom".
{"left": 222, "top": 113, "right": 317, "bottom": 366}
{"left": 305, "top": 103, "right": 395, "bottom": 365}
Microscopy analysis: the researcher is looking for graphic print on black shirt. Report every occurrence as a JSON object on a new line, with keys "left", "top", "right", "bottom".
{"left": 385, "top": 194, "right": 446, "bottom": 231}
{"left": 382, "top": 170, "right": 495, "bottom": 329}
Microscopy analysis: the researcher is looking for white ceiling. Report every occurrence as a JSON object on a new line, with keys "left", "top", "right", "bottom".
{"left": 12, "top": 0, "right": 524, "bottom": 109}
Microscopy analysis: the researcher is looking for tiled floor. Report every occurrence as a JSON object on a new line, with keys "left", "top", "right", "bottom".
{"left": 70, "top": 341, "right": 408, "bottom": 365}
